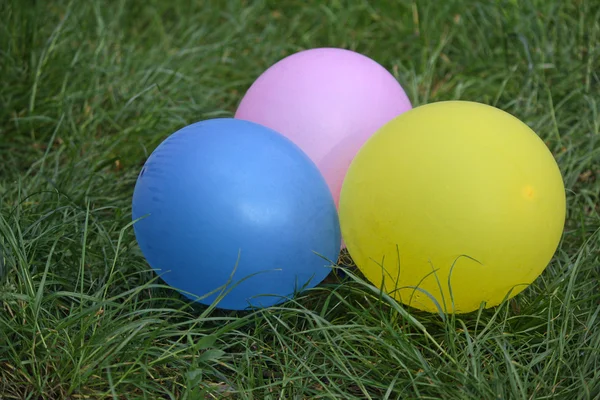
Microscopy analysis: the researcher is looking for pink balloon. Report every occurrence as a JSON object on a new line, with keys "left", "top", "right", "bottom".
{"left": 235, "top": 47, "right": 413, "bottom": 208}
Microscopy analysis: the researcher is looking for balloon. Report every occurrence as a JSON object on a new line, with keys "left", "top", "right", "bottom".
{"left": 235, "top": 47, "right": 412, "bottom": 208}
{"left": 132, "top": 118, "right": 341, "bottom": 310}
{"left": 339, "top": 101, "right": 566, "bottom": 314}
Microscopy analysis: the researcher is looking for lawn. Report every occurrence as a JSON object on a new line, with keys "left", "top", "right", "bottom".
{"left": 1, "top": 0, "right": 599, "bottom": 398}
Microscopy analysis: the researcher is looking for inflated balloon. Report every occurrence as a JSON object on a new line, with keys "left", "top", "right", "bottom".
{"left": 339, "top": 101, "right": 566, "bottom": 314}
{"left": 132, "top": 118, "right": 341, "bottom": 310}
{"left": 235, "top": 47, "right": 412, "bottom": 208}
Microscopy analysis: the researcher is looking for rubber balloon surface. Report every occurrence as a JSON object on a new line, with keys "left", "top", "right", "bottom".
{"left": 132, "top": 118, "right": 341, "bottom": 310}
{"left": 235, "top": 47, "right": 412, "bottom": 208}
{"left": 339, "top": 101, "right": 566, "bottom": 313}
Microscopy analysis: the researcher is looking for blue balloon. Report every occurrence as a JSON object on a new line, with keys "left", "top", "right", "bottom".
{"left": 132, "top": 118, "right": 341, "bottom": 310}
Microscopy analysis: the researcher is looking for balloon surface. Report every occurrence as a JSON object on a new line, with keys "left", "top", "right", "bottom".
{"left": 235, "top": 47, "right": 412, "bottom": 208}
{"left": 132, "top": 118, "right": 341, "bottom": 310}
{"left": 339, "top": 101, "right": 566, "bottom": 314}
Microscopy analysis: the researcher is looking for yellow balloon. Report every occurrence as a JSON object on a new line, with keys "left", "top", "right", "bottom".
{"left": 339, "top": 101, "right": 566, "bottom": 314}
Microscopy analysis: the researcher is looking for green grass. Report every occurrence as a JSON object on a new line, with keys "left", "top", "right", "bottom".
{"left": 1, "top": 0, "right": 599, "bottom": 398}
